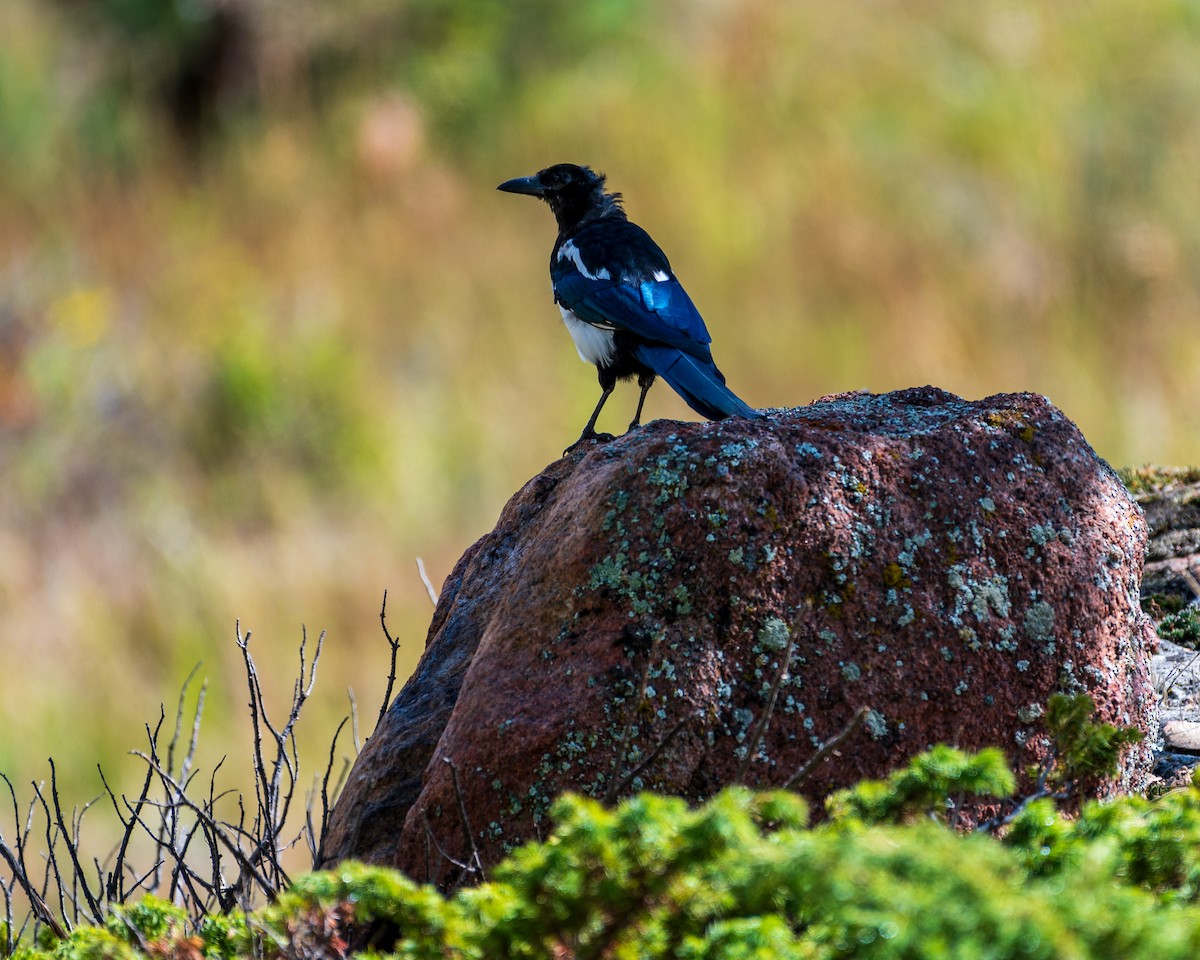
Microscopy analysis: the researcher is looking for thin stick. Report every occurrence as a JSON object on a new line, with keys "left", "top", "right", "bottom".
{"left": 975, "top": 751, "right": 1069, "bottom": 833}
{"left": 310, "top": 717, "right": 349, "bottom": 866}
{"left": 736, "top": 632, "right": 797, "bottom": 784}
{"left": 348, "top": 690, "right": 361, "bottom": 754}
{"left": 607, "top": 714, "right": 693, "bottom": 799}
{"left": 376, "top": 591, "right": 402, "bottom": 729}
{"left": 416, "top": 558, "right": 439, "bottom": 606}
{"left": 444, "top": 758, "right": 485, "bottom": 879}
{"left": 420, "top": 812, "right": 471, "bottom": 873}
{"left": 783, "top": 706, "right": 870, "bottom": 791}
{"left": 0, "top": 839, "right": 66, "bottom": 941}
{"left": 47, "top": 761, "right": 102, "bottom": 924}
{"left": 131, "top": 753, "right": 276, "bottom": 899}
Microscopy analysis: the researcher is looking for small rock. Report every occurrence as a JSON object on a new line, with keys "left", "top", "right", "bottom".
{"left": 1162, "top": 720, "right": 1200, "bottom": 754}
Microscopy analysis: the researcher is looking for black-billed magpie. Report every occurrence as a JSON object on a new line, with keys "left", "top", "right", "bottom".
{"left": 498, "top": 163, "right": 762, "bottom": 451}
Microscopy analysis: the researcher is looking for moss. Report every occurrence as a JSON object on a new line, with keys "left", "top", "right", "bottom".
{"left": 882, "top": 562, "right": 911, "bottom": 589}
{"left": 984, "top": 409, "right": 1037, "bottom": 443}
{"left": 1118, "top": 464, "right": 1200, "bottom": 496}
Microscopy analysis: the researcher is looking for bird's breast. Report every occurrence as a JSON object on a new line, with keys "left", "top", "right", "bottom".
{"left": 559, "top": 306, "right": 617, "bottom": 367}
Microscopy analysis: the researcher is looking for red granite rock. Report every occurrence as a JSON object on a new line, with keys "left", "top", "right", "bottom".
{"left": 321, "top": 387, "right": 1157, "bottom": 885}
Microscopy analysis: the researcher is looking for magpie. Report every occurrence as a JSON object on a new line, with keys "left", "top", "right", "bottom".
{"left": 498, "top": 163, "right": 762, "bottom": 451}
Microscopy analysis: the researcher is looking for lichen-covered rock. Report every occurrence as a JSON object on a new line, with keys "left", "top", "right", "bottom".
{"left": 1128, "top": 470, "right": 1200, "bottom": 613}
{"left": 322, "top": 387, "right": 1157, "bottom": 885}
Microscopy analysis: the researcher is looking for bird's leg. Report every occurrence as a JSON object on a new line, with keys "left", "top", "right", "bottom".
{"left": 564, "top": 385, "right": 616, "bottom": 455}
{"left": 627, "top": 373, "right": 656, "bottom": 432}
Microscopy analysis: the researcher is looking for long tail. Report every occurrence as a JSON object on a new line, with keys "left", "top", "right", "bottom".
{"left": 634, "top": 344, "right": 762, "bottom": 421}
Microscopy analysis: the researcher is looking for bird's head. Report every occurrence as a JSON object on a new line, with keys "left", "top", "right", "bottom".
{"left": 498, "top": 163, "right": 622, "bottom": 232}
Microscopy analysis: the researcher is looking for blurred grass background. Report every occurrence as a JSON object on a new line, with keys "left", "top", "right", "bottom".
{"left": 1, "top": 0, "right": 1198, "bottom": 850}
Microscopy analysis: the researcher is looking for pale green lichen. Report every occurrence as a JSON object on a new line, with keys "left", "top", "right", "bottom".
{"left": 864, "top": 709, "right": 889, "bottom": 740}
{"left": 1016, "top": 702, "right": 1044, "bottom": 724}
{"left": 757, "top": 616, "right": 791, "bottom": 651}
{"left": 1024, "top": 600, "right": 1056, "bottom": 647}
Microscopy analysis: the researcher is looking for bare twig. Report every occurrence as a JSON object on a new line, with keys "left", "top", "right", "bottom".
{"left": 975, "top": 748, "right": 1070, "bottom": 833}
{"left": 1, "top": 772, "right": 65, "bottom": 944}
{"left": 736, "top": 631, "right": 797, "bottom": 784}
{"left": 307, "top": 718, "right": 349, "bottom": 865}
{"left": 1181, "top": 565, "right": 1200, "bottom": 600}
{"left": 1156, "top": 649, "right": 1200, "bottom": 699}
{"left": 415, "top": 557, "right": 439, "bottom": 606}
{"left": 782, "top": 706, "right": 871, "bottom": 791}
{"left": 0, "top": 817, "right": 66, "bottom": 943}
{"left": 131, "top": 754, "right": 276, "bottom": 900}
{"left": 444, "top": 758, "right": 485, "bottom": 880}
{"left": 603, "top": 633, "right": 665, "bottom": 805}
{"left": 376, "top": 591, "right": 403, "bottom": 730}
{"left": 607, "top": 714, "right": 694, "bottom": 799}
{"left": 0, "top": 621, "right": 346, "bottom": 941}
{"left": 419, "top": 812, "right": 471, "bottom": 873}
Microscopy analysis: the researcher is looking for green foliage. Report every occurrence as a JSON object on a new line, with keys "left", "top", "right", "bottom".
{"left": 18, "top": 747, "right": 1200, "bottom": 959}
{"left": 1159, "top": 608, "right": 1200, "bottom": 650}
{"left": 98, "top": 781, "right": 1200, "bottom": 958}
{"left": 283, "top": 864, "right": 450, "bottom": 953}
{"left": 102, "top": 897, "right": 187, "bottom": 943}
{"left": 7, "top": 899, "right": 254, "bottom": 960}
{"left": 189, "top": 329, "right": 381, "bottom": 493}
{"left": 1004, "top": 776, "right": 1200, "bottom": 904}
{"left": 10, "top": 927, "right": 139, "bottom": 960}
{"left": 823, "top": 695, "right": 1144, "bottom": 831}
{"left": 1042, "top": 693, "right": 1143, "bottom": 787}
{"left": 825, "top": 745, "right": 1015, "bottom": 825}
{"left": 291, "top": 770, "right": 1200, "bottom": 958}
{"left": 1118, "top": 465, "right": 1200, "bottom": 496}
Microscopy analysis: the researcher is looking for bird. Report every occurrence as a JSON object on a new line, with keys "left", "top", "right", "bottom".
{"left": 497, "top": 163, "right": 762, "bottom": 452}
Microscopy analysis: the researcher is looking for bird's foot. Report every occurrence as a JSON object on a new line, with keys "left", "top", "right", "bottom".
{"left": 563, "top": 431, "right": 615, "bottom": 457}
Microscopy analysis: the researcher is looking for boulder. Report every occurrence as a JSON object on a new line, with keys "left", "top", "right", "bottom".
{"left": 322, "top": 387, "right": 1157, "bottom": 886}
{"left": 1134, "top": 471, "right": 1200, "bottom": 612}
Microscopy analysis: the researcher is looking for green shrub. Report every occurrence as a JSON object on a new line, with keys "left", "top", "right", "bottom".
{"left": 8, "top": 695, "right": 1178, "bottom": 959}
{"left": 24, "top": 764, "right": 1200, "bottom": 960}
{"left": 274, "top": 781, "right": 1200, "bottom": 960}
{"left": 1159, "top": 608, "right": 1200, "bottom": 650}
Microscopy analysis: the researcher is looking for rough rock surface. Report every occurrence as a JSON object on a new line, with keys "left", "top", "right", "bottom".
{"left": 1129, "top": 472, "right": 1200, "bottom": 785}
{"left": 1139, "top": 475, "right": 1200, "bottom": 612}
{"left": 322, "top": 387, "right": 1157, "bottom": 885}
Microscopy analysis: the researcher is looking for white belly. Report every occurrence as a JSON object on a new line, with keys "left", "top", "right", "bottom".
{"left": 559, "top": 306, "right": 616, "bottom": 367}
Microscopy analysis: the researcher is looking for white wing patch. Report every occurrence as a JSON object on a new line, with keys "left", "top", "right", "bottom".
{"left": 652, "top": 270, "right": 670, "bottom": 282}
{"left": 557, "top": 240, "right": 611, "bottom": 281}
{"left": 559, "top": 306, "right": 616, "bottom": 367}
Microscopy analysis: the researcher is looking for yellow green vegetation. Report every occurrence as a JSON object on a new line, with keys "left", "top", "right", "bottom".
{"left": 11, "top": 747, "right": 1200, "bottom": 959}
{"left": 0, "top": 693, "right": 1157, "bottom": 959}
{"left": 1119, "top": 465, "right": 1200, "bottom": 496}
{"left": 984, "top": 410, "right": 1036, "bottom": 443}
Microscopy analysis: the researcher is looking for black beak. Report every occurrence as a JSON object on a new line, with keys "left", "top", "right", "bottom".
{"left": 497, "top": 174, "right": 545, "bottom": 197}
